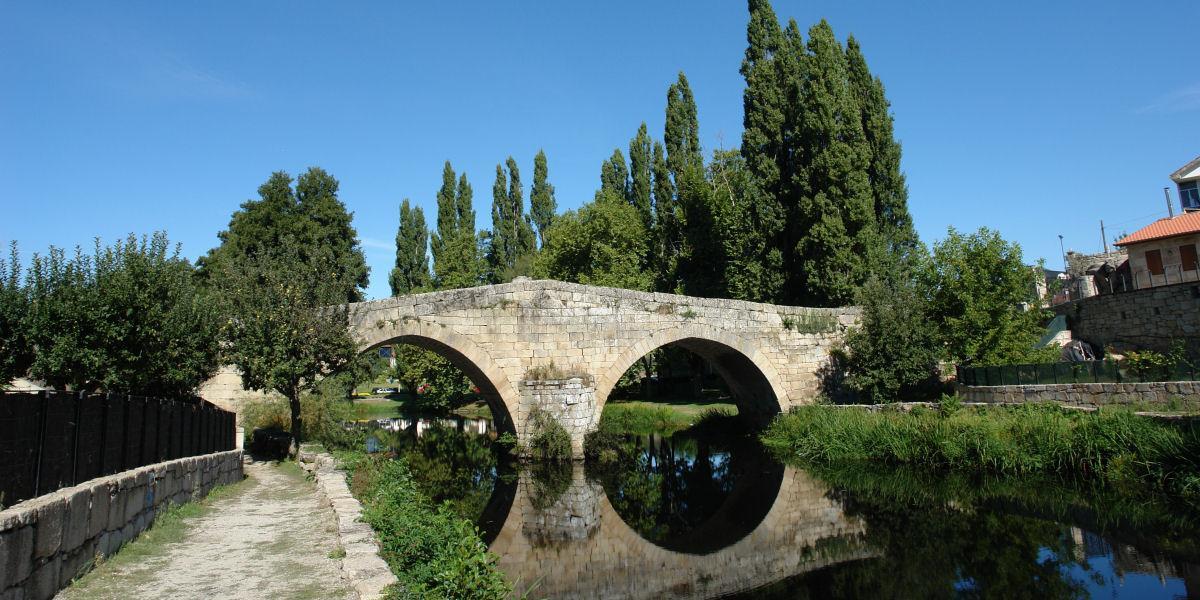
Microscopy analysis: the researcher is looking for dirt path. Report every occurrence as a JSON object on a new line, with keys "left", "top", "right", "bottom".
{"left": 60, "top": 460, "right": 355, "bottom": 600}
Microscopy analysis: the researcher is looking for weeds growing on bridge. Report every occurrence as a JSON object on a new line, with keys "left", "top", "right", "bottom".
{"left": 762, "top": 403, "right": 1200, "bottom": 505}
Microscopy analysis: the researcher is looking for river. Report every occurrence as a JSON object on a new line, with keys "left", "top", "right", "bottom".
{"left": 360, "top": 413, "right": 1200, "bottom": 599}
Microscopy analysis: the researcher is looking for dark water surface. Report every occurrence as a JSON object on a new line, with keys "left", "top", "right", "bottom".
{"left": 363, "top": 415, "right": 1200, "bottom": 599}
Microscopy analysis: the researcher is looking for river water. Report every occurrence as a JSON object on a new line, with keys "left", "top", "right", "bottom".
{"left": 362, "top": 414, "right": 1200, "bottom": 599}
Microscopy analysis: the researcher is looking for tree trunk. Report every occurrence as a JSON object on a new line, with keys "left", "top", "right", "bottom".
{"left": 288, "top": 388, "right": 303, "bottom": 458}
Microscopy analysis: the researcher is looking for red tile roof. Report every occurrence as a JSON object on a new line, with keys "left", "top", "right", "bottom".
{"left": 1115, "top": 211, "right": 1200, "bottom": 246}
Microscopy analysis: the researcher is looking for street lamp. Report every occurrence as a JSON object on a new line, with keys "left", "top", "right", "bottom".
{"left": 1058, "top": 235, "right": 1066, "bottom": 272}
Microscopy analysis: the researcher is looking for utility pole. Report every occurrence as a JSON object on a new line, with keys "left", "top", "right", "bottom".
{"left": 1100, "top": 220, "right": 1108, "bottom": 253}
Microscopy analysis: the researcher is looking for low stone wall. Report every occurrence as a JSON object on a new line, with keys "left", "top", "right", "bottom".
{"left": 0, "top": 450, "right": 242, "bottom": 600}
{"left": 298, "top": 448, "right": 397, "bottom": 600}
{"left": 518, "top": 377, "right": 597, "bottom": 458}
{"left": 957, "top": 381, "right": 1200, "bottom": 406}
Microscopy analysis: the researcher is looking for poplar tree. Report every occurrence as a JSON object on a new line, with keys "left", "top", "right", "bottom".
{"left": 430, "top": 161, "right": 457, "bottom": 272}
{"left": 599, "top": 149, "right": 629, "bottom": 201}
{"left": 432, "top": 164, "right": 481, "bottom": 290}
{"left": 791, "top": 20, "right": 877, "bottom": 306}
{"left": 389, "top": 199, "right": 430, "bottom": 296}
{"left": 486, "top": 158, "right": 535, "bottom": 282}
{"left": 846, "top": 36, "right": 919, "bottom": 259}
{"left": 530, "top": 149, "right": 556, "bottom": 247}
{"left": 627, "top": 123, "right": 654, "bottom": 234}
{"left": 652, "top": 141, "right": 679, "bottom": 292}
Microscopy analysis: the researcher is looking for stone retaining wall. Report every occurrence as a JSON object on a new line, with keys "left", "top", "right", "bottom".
{"left": 519, "top": 377, "right": 597, "bottom": 458}
{"left": 298, "top": 448, "right": 397, "bottom": 600}
{"left": 0, "top": 450, "right": 243, "bottom": 600}
{"left": 1053, "top": 281, "right": 1200, "bottom": 353}
{"left": 957, "top": 381, "right": 1200, "bottom": 406}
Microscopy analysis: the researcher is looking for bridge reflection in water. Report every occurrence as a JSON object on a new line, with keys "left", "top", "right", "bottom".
{"left": 483, "top": 451, "right": 872, "bottom": 599}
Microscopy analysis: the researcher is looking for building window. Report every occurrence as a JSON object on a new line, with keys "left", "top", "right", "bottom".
{"left": 1146, "top": 249, "right": 1164, "bottom": 276}
{"left": 1182, "top": 181, "right": 1200, "bottom": 211}
{"left": 1183, "top": 244, "right": 1199, "bottom": 273}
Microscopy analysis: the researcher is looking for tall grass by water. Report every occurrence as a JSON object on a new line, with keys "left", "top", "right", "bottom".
{"left": 762, "top": 403, "right": 1200, "bottom": 503}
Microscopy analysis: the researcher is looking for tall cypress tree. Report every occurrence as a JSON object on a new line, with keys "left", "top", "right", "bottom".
{"left": 791, "top": 20, "right": 877, "bottom": 306}
{"left": 507, "top": 156, "right": 536, "bottom": 261}
{"left": 530, "top": 149, "right": 556, "bottom": 247}
{"left": 389, "top": 199, "right": 430, "bottom": 295}
{"left": 664, "top": 72, "right": 702, "bottom": 179}
{"left": 487, "top": 164, "right": 509, "bottom": 282}
{"left": 486, "top": 158, "right": 534, "bottom": 282}
{"left": 846, "top": 36, "right": 918, "bottom": 260}
{"left": 627, "top": 123, "right": 654, "bottom": 234}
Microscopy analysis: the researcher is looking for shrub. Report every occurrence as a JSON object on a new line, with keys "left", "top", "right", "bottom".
{"left": 527, "top": 408, "right": 572, "bottom": 461}
{"left": 342, "top": 454, "right": 511, "bottom": 599}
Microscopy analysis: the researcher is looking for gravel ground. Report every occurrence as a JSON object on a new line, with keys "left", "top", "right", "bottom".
{"left": 58, "top": 459, "right": 355, "bottom": 600}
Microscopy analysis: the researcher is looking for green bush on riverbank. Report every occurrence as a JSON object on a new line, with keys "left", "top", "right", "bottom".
{"left": 337, "top": 452, "right": 511, "bottom": 600}
{"left": 762, "top": 404, "right": 1200, "bottom": 502}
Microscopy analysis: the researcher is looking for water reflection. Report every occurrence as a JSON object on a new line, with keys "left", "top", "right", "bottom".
{"left": 362, "top": 414, "right": 1200, "bottom": 599}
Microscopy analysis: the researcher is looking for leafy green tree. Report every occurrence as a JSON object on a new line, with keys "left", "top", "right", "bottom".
{"left": 216, "top": 239, "right": 358, "bottom": 453}
{"left": 847, "top": 36, "right": 919, "bottom": 259}
{"left": 627, "top": 124, "right": 654, "bottom": 235}
{"left": 535, "top": 195, "right": 652, "bottom": 291}
{"left": 529, "top": 149, "right": 556, "bottom": 248}
{"left": 0, "top": 243, "right": 31, "bottom": 385}
{"left": 24, "top": 233, "right": 221, "bottom": 397}
{"left": 652, "top": 141, "right": 679, "bottom": 292}
{"left": 389, "top": 199, "right": 431, "bottom": 296}
{"left": 200, "top": 168, "right": 369, "bottom": 302}
{"left": 394, "top": 345, "right": 472, "bottom": 411}
{"left": 599, "top": 148, "right": 629, "bottom": 201}
{"left": 430, "top": 161, "right": 458, "bottom": 275}
{"left": 924, "top": 227, "right": 1050, "bottom": 366}
{"left": 842, "top": 270, "right": 942, "bottom": 403}
{"left": 791, "top": 20, "right": 878, "bottom": 307}
{"left": 709, "top": 151, "right": 784, "bottom": 302}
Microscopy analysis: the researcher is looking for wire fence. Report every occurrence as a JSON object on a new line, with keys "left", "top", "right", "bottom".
{"left": 956, "top": 360, "right": 1200, "bottom": 387}
{"left": 0, "top": 390, "right": 236, "bottom": 508}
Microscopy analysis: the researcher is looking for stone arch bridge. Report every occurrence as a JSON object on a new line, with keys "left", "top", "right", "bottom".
{"left": 347, "top": 279, "right": 857, "bottom": 455}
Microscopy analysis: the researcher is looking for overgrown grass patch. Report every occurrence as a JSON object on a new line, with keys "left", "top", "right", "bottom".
{"left": 762, "top": 403, "right": 1200, "bottom": 504}
{"left": 336, "top": 451, "right": 511, "bottom": 599}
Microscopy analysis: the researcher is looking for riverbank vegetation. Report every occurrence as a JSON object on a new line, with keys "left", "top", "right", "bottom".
{"left": 763, "top": 404, "right": 1200, "bottom": 505}
{"left": 338, "top": 451, "right": 511, "bottom": 600}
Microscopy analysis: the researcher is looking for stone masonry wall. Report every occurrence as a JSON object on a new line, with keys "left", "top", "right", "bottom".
{"left": 519, "top": 378, "right": 596, "bottom": 457}
{"left": 957, "top": 381, "right": 1200, "bottom": 406}
{"left": 0, "top": 450, "right": 243, "bottom": 600}
{"left": 1053, "top": 281, "right": 1200, "bottom": 353}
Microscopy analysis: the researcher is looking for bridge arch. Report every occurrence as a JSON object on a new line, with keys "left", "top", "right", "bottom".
{"left": 356, "top": 320, "right": 520, "bottom": 435}
{"left": 594, "top": 324, "right": 790, "bottom": 420}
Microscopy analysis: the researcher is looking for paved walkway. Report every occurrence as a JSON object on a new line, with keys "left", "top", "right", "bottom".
{"left": 59, "top": 460, "right": 355, "bottom": 600}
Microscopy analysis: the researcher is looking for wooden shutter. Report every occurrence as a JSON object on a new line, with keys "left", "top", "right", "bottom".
{"left": 1182, "top": 244, "right": 1198, "bottom": 273}
{"left": 1146, "top": 249, "right": 1164, "bottom": 276}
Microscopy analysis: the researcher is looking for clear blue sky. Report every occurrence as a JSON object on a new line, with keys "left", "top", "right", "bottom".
{"left": 2, "top": 1, "right": 1197, "bottom": 300}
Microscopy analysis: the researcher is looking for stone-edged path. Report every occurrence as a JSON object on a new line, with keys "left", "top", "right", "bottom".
{"left": 58, "top": 460, "right": 354, "bottom": 600}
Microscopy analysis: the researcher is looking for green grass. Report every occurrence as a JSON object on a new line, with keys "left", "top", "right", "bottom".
{"left": 350, "top": 395, "right": 495, "bottom": 421}
{"left": 762, "top": 403, "right": 1200, "bottom": 504}
{"left": 601, "top": 399, "right": 738, "bottom": 434}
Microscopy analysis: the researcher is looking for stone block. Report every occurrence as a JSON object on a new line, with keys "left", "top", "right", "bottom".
{"left": 0, "top": 526, "right": 34, "bottom": 589}
{"left": 61, "top": 489, "right": 90, "bottom": 553}
{"left": 32, "top": 498, "right": 65, "bottom": 560}
{"left": 122, "top": 485, "right": 144, "bottom": 524}
{"left": 29, "top": 558, "right": 60, "bottom": 600}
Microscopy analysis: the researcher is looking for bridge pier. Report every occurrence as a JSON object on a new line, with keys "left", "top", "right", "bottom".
{"left": 518, "top": 377, "right": 598, "bottom": 458}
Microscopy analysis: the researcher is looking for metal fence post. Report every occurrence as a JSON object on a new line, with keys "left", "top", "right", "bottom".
{"left": 33, "top": 391, "right": 51, "bottom": 497}
{"left": 70, "top": 391, "right": 83, "bottom": 486}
